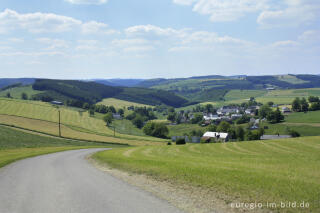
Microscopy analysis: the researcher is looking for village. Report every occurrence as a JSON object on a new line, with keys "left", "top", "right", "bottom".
{"left": 170, "top": 101, "right": 293, "bottom": 144}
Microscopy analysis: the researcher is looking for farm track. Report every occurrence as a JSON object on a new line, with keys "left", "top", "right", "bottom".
{"left": 0, "top": 149, "right": 182, "bottom": 213}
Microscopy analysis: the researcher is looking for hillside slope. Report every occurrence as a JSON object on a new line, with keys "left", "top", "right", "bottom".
{"left": 31, "top": 79, "right": 190, "bottom": 107}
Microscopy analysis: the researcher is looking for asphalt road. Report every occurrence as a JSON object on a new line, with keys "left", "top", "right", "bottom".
{"left": 0, "top": 149, "right": 183, "bottom": 213}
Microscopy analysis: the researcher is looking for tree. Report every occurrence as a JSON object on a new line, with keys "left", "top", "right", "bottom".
{"left": 236, "top": 115, "right": 250, "bottom": 124}
{"left": 89, "top": 109, "right": 95, "bottom": 116}
{"left": 207, "top": 124, "right": 217, "bottom": 132}
{"left": 292, "top": 97, "right": 301, "bottom": 112}
{"left": 143, "top": 122, "right": 169, "bottom": 138}
{"left": 82, "top": 103, "right": 90, "bottom": 110}
{"left": 6, "top": 92, "right": 11, "bottom": 98}
{"left": 235, "top": 126, "right": 245, "bottom": 141}
{"left": 167, "top": 112, "right": 177, "bottom": 123}
{"left": 259, "top": 104, "right": 272, "bottom": 118}
{"left": 267, "top": 101, "right": 274, "bottom": 107}
{"left": 132, "top": 114, "right": 144, "bottom": 129}
{"left": 103, "top": 112, "right": 113, "bottom": 126}
{"left": 217, "top": 121, "right": 231, "bottom": 132}
{"left": 118, "top": 108, "right": 124, "bottom": 116}
{"left": 21, "top": 92, "right": 28, "bottom": 100}
{"left": 308, "top": 96, "right": 319, "bottom": 103}
{"left": 108, "top": 105, "right": 116, "bottom": 113}
{"left": 205, "top": 104, "right": 214, "bottom": 113}
{"left": 191, "top": 113, "right": 203, "bottom": 124}
{"left": 310, "top": 102, "right": 320, "bottom": 111}
{"left": 300, "top": 98, "right": 309, "bottom": 112}
{"left": 267, "top": 108, "right": 284, "bottom": 124}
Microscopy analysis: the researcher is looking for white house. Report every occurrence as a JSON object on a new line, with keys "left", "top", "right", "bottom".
{"left": 202, "top": 132, "right": 229, "bottom": 142}
{"left": 203, "top": 114, "right": 219, "bottom": 121}
{"left": 282, "top": 107, "right": 291, "bottom": 114}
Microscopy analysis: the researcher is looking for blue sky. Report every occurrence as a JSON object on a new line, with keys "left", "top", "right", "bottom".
{"left": 0, "top": 0, "right": 319, "bottom": 79}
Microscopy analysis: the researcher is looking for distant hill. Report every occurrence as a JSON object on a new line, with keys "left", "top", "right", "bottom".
{"left": 0, "top": 78, "right": 35, "bottom": 89}
{"left": 93, "top": 79, "right": 144, "bottom": 87}
{"left": 135, "top": 74, "right": 320, "bottom": 102}
{"left": 31, "top": 79, "right": 189, "bottom": 107}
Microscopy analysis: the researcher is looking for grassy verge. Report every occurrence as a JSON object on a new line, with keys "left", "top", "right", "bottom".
{"left": 0, "top": 125, "right": 125, "bottom": 168}
{"left": 93, "top": 137, "right": 320, "bottom": 212}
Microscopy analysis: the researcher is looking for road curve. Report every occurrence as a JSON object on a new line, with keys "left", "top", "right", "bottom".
{"left": 0, "top": 149, "right": 183, "bottom": 213}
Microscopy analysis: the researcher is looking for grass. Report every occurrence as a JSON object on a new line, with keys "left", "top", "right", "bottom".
{"left": 224, "top": 90, "right": 267, "bottom": 101}
{"left": 256, "top": 88, "right": 320, "bottom": 105}
{"left": 93, "top": 137, "right": 320, "bottom": 212}
{"left": 0, "top": 125, "right": 123, "bottom": 168}
{"left": 167, "top": 123, "right": 206, "bottom": 137}
{"left": 264, "top": 122, "right": 320, "bottom": 136}
{"left": 277, "top": 75, "right": 309, "bottom": 85}
{"left": 285, "top": 111, "right": 320, "bottom": 123}
{"left": 98, "top": 98, "right": 153, "bottom": 109}
{"left": 0, "top": 98, "right": 166, "bottom": 144}
{"left": 0, "top": 85, "right": 41, "bottom": 99}
{"left": 110, "top": 119, "right": 146, "bottom": 136}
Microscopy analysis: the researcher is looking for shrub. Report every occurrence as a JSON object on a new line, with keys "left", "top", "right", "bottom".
{"left": 176, "top": 138, "right": 186, "bottom": 145}
{"left": 288, "top": 129, "right": 300, "bottom": 138}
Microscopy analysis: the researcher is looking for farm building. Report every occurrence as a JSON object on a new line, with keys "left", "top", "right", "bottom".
{"left": 282, "top": 107, "right": 291, "bottom": 114}
{"left": 202, "top": 132, "right": 229, "bottom": 142}
{"left": 112, "top": 113, "right": 122, "bottom": 120}
{"left": 50, "top": 101, "right": 63, "bottom": 105}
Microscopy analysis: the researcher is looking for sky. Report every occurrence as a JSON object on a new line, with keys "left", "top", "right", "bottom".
{"left": 0, "top": 0, "right": 319, "bottom": 79}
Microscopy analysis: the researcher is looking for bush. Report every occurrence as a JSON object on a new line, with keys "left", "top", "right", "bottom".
{"left": 176, "top": 138, "right": 186, "bottom": 145}
{"left": 167, "top": 142, "right": 172, "bottom": 145}
{"left": 288, "top": 129, "right": 300, "bottom": 138}
{"left": 143, "top": 122, "right": 169, "bottom": 138}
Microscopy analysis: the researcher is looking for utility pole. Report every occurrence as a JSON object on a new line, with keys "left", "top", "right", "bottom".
{"left": 58, "top": 109, "right": 61, "bottom": 137}
{"left": 113, "top": 126, "right": 115, "bottom": 137}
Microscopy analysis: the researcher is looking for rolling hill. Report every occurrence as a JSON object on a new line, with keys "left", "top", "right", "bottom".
{"left": 31, "top": 79, "right": 190, "bottom": 107}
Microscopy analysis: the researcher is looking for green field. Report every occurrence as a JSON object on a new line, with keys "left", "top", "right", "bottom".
{"left": 285, "top": 111, "right": 320, "bottom": 123}
{"left": 224, "top": 90, "right": 267, "bottom": 101}
{"left": 256, "top": 88, "right": 320, "bottom": 104}
{"left": 98, "top": 98, "right": 153, "bottom": 109}
{"left": 0, "top": 125, "right": 121, "bottom": 168}
{"left": 264, "top": 122, "right": 320, "bottom": 136}
{"left": 167, "top": 123, "right": 205, "bottom": 137}
{"left": 0, "top": 98, "right": 166, "bottom": 145}
{"left": 109, "top": 119, "right": 146, "bottom": 136}
{"left": 192, "top": 88, "right": 320, "bottom": 107}
{"left": 93, "top": 137, "right": 320, "bottom": 212}
{"left": 0, "top": 85, "right": 41, "bottom": 99}
{"left": 277, "top": 75, "right": 309, "bottom": 84}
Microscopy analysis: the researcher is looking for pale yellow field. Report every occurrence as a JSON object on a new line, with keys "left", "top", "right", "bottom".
{"left": 0, "top": 98, "right": 165, "bottom": 143}
{"left": 98, "top": 98, "right": 153, "bottom": 109}
{"left": 0, "top": 114, "right": 161, "bottom": 146}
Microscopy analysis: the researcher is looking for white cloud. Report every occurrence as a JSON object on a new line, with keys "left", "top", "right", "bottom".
{"left": 76, "top": 40, "right": 101, "bottom": 51}
{"left": 173, "top": 0, "right": 197, "bottom": 6}
{"left": 125, "top": 25, "right": 188, "bottom": 37}
{"left": 82, "top": 21, "right": 118, "bottom": 35}
{"left": 173, "top": 0, "right": 269, "bottom": 22}
{"left": 112, "top": 39, "right": 149, "bottom": 46}
{"left": 7, "top": 38, "right": 24, "bottom": 43}
{"left": 123, "top": 46, "right": 154, "bottom": 53}
{"left": 173, "top": 0, "right": 320, "bottom": 28}
{"left": 0, "top": 9, "right": 81, "bottom": 33}
{"left": 65, "top": 0, "right": 108, "bottom": 5}
{"left": 271, "top": 40, "right": 299, "bottom": 48}
{"left": 0, "top": 9, "right": 115, "bottom": 35}
{"left": 257, "top": 2, "right": 320, "bottom": 28}
{"left": 36, "top": 38, "right": 69, "bottom": 50}
{"left": 298, "top": 30, "right": 320, "bottom": 43}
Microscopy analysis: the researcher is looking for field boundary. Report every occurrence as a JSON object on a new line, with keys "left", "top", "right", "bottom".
{"left": 0, "top": 113, "right": 164, "bottom": 142}
{"left": 0, "top": 123, "right": 129, "bottom": 147}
